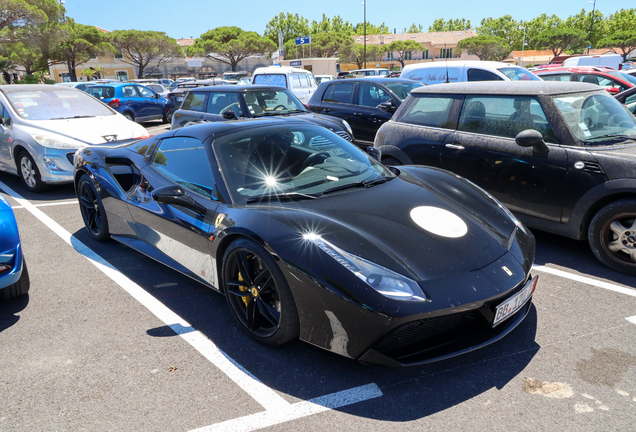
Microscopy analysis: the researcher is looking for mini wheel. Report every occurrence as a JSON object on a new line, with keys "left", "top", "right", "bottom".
{"left": 222, "top": 238, "right": 299, "bottom": 346}
{"left": 588, "top": 199, "right": 636, "bottom": 275}
{"left": 77, "top": 174, "right": 110, "bottom": 242}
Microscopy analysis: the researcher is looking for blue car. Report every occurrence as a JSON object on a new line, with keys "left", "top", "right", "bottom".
{"left": 86, "top": 83, "right": 168, "bottom": 123}
{"left": 0, "top": 194, "right": 29, "bottom": 300}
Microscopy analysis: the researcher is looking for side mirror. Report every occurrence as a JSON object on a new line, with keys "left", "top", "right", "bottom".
{"left": 221, "top": 110, "right": 237, "bottom": 120}
{"left": 378, "top": 100, "right": 397, "bottom": 113}
{"left": 154, "top": 93, "right": 160, "bottom": 99}
{"left": 605, "top": 87, "right": 620, "bottom": 95}
{"left": 515, "top": 129, "right": 549, "bottom": 154}
{"left": 366, "top": 146, "right": 381, "bottom": 161}
{"left": 152, "top": 185, "right": 207, "bottom": 215}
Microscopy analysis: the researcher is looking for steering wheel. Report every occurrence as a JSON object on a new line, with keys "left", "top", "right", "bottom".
{"left": 273, "top": 105, "right": 287, "bottom": 110}
{"left": 299, "top": 151, "right": 330, "bottom": 172}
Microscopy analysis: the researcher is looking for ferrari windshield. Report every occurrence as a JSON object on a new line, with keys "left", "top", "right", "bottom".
{"left": 553, "top": 91, "right": 636, "bottom": 145}
{"left": 241, "top": 89, "right": 308, "bottom": 116}
{"left": 213, "top": 124, "right": 394, "bottom": 205}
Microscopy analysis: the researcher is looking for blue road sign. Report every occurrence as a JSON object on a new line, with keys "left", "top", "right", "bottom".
{"left": 290, "top": 61, "right": 302, "bottom": 66}
{"left": 295, "top": 36, "right": 311, "bottom": 45}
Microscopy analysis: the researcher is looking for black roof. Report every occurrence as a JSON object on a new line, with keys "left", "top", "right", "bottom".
{"left": 169, "top": 117, "right": 320, "bottom": 141}
{"left": 410, "top": 81, "right": 600, "bottom": 96}
{"left": 334, "top": 78, "right": 418, "bottom": 84}
{"left": 181, "top": 85, "right": 288, "bottom": 93}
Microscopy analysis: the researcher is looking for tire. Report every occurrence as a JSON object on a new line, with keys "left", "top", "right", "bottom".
{"left": 161, "top": 111, "right": 169, "bottom": 124}
{"left": 0, "top": 260, "right": 30, "bottom": 300}
{"left": 588, "top": 199, "right": 636, "bottom": 275}
{"left": 382, "top": 157, "right": 402, "bottom": 166}
{"left": 77, "top": 174, "right": 110, "bottom": 242}
{"left": 222, "top": 238, "right": 299, "bottom": 346}
{"left": 18, "top": 151, "right": 48, "bottom": 192}
{"left": 123, "top": 112, "right": 134, "bottom": 122}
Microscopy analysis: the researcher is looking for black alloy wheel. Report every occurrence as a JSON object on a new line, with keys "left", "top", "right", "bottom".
{"left": 18, "top": 150, "right": 48, "bottom": 192}
{"left": 78, "top": 174, "right": 110, "bottom": 242}
{"left": 589, "top": 199, "right": 636, "bottom": 275}
{"left": 222, "top": 238, "right": 299, "bottom": 346}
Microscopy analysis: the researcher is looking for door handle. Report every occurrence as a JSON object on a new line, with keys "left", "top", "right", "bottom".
{"left": 353, "top": 113, "right": 363, "bottom": 116}
{"left": 322, "top": 108, "right": 331, "bottom": 113}
{"left": 445, "top": 143, "right": 465, "bottom": 150}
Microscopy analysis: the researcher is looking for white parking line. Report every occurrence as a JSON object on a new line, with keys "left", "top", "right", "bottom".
{"left": 11, "top": 200, "right": 78, "bottom": 209}
{"left": 0, "top": 180, "right": 381, "bottom": 425}
{"left": 627, "top": 316, "right": 636, "bottom": 325}
{"left": 190, "top": 383, "right": 383, "bottom": 432}
{"left": 532, "top": 265, "right": 636, "bottom": 298}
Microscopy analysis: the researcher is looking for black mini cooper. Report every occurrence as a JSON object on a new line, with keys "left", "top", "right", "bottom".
{"left": 374, "top": 81, "right": 636, "bottom": 275}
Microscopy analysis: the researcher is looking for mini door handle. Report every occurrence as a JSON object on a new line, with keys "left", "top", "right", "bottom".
{"left": 445, "top": 143, "right": 465, "bottom": 150}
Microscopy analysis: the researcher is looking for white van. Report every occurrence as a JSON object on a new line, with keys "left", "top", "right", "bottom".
{"left": 562, "top": 54, "right": 622, "bottom": 70}
{"left": 251, "top": 66, "right": 318, "bottom": 104}
{"left": 400, "top": 61, "right": 541, "bottom": 85}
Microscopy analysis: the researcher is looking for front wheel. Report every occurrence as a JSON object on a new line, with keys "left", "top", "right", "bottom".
{"left": 18, "top": 151, "right": 48, "bottom": 192}
{"left": 588, "top": 199, "right": 636, "bottom": 275}
{"left": 77, "top": 174, "right": 110, "bottom": 242}
{"left": 222, "top": 238, "right": 299, "bottom": 346}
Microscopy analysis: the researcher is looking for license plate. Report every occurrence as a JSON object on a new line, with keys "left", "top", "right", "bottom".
{"left": 493, "top": 276, "right": 538, "bottom": 326}
{"left": 177, "top": 97, "right": 184, "bottom": 102}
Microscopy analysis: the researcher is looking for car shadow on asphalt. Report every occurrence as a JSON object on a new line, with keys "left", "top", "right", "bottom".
{"left": 532, "top": 229, "right": 635, "bottom": 287}
{"left": 0, "top": 294, "right": 29, "bottom": 333}
{"left": 0, "top": 172, "right": 76, "bottom": 202}
{"left": 71, "top": 226, "right": 540, "bottom": 422}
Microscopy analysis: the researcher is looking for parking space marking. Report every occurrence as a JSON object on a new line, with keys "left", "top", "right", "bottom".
{"left": 532, "top": 265, "right": 636, "bottom": 298}
{"left": 190, "top": 383, "right": 383, "bottom": 432}
{"left": 0, "top": 180, "right": 288, "bottom": 411}
{"left": 1, "top": 180, "right": 382, "bottom": 427}
{"left": 11, "top": 200, "right": 78, "bottom": 209}
{"left": 627, "top": 316, "right": 636, "bottom": 326}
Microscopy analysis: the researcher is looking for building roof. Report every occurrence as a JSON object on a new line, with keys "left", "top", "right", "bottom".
{"left": 176, "top": 38, "right": 196, "bottom": 47}
{"left": 510, "top": 50, "right": 554, "bottom": 58}
{"left": 352, "top": 30, "right": 478, "bottom": 46}
{"left": 94, "top": 26, "right": 110, "bottom": 34}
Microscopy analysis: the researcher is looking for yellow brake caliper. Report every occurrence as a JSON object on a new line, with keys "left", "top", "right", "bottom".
{"left": 238, "top": 271, "right": 250, "bottom": 306}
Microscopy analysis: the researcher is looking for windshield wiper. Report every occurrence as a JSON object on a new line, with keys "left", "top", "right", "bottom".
{"left": 50, "top": 115, "right": 95, "bottom": 120}
{"left": 322, "top": 176, "right": 388, "bottom": 195}
{"left": 245, "top": 192, "right": 319, "bottom": 203}
{"left": 587, "top": 133, "right": 636, "bottom": 141}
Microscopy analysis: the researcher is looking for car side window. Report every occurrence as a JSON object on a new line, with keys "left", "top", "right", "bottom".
{"left": 0, "top": 103, "right": 11, "bottom": 127}
{"left": 328, "top": 82, "right": 355, "bottom": 104}
{"left": 458, "top": 96, "right": 559, "bottom": 143}
{"left": 467, "top": 69, "right": 503, "bottom": 81}
{"left": 357, "top": 83, "right": 392, "bottom": 108}
{"left": 394, "top": 95, "right": 461, "bottom": 129}
{"left": 138, "top": 86, "right": 156, "bottom": 98}
{"left": 151, "top": 137, "right": 217, "bottom": 199}
{"left": 540, "top": 74, "right": 571, "bottom": 82}
{"left": 290, "top": 74, "right": 302, "bottom": 89}
{"left": 122, "top": 85, "right": 139, "bottom": 97}
{"left": 182, "top": 92, "right": 207, "bottom": 112}
{"left": 206, "top": 93, "right": 242, "bottom": 116}
{"left": 322, "top": 84, "right": 335, "bottom": 102}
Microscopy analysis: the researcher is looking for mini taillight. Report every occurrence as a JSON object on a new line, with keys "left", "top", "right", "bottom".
{"left": 109, "top": 98, "right": 120, "bottom": 108}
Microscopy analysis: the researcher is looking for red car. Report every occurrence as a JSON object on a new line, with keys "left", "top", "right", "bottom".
{"left": 535, "top": 66, "right": 636, "bottom": 95}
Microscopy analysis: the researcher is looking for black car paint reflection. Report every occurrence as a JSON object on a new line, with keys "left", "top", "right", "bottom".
{"left": 74, "top": 119, "right": 537, "bottom": 367}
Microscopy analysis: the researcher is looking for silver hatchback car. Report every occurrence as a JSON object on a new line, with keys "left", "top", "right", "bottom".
{"left": 0, "top": 85, "right": 149, "bottom": 192}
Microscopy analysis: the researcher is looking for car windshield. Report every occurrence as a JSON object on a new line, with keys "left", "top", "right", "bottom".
{"left": 607, "top": 71, "right": 636, "bottom": 86}
{"left": 385, "top": 81, "right": 425, "bottom": 100}
{"left": 498, "top": 67, "right": 542, "bottom": 81}
{"left": 241, "top": 89, "right": 307, "bottom": 117}
{"left": 213, "top": 124, "right": 394, "bottom": 205}
{"left": 553, "top": 91, "right": 636, "bottom": 145}
{"left": 7, "top": 88, "right": 114, "bottom": 120}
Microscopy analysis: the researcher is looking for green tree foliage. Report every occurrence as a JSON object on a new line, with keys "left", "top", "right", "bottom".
{"left": 187, "top": 26, "right": 275, "bottom": 72}
{"left": 383, "top": 40, "right": 424, "bottom": 68}
{"left": 407, "top": 23, "right": 423, "bottom": 33}
{"left": 531, "top": 28, "right": 589, "bottom": 56}
{"left": 110, "top": 30, "right": 183, "bottom": 78}
{"left": 428, "top": 18, "right": 472, "bottom": 32}
{"left": 1, "top": 41, "right": 47, "bottom": 74}
{"left": 456, "top": 35, "right": 511, "bottom": 61}
{"left": 477, "top": 15, "right": 521, "bottom": 49}
{"left": 339, "top": 44, "right": 381, "bottom": 69}
{"left": 606, "top": 9, "right": 636, "bottom": 34}
{"left": 264, "top": 12, "right": 310, "bottom": 45}
{"left": 521, "top": 14, "right": 562, "bottom": 50}
{"left": 310, "top": 14, "right": 354, "bottom": 35}
{"left": 52, "top": 19, "right": 114, "bottom": 82}
{"left": 564, "top": 8, "right": 607, "bottom": 49}
{"left": 0, "top": 0, "right": 46, "bottom": 36}
{"left": 600, "top": 31, "right": 636, "bottom": 62}
{"left": 353, "top": 21, "right": 389, "bottom": 36}
{"left": 308, "top": 32, "right": 355, "bottom": 58}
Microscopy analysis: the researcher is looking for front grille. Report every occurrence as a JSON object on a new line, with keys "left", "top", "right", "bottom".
{"left": 582, "top": 162, "right": 604, "bottom": 175}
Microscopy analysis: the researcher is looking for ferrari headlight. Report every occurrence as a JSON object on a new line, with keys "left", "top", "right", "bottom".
{"left": 26, "top": 128, "right": 85, "bottom": 150}
{"left": 341, "top": 120, "right": 354, "bottom": 138}
{"left": 303, "top": 233, "right": 427, "bottom": 301}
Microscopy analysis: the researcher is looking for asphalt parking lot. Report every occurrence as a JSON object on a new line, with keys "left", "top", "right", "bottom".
{"left": 1, "top": 127, "right": 635, "bottom": 431}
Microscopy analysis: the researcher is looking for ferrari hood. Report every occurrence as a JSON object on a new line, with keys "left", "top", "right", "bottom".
{"left": 21, "top": 116, "right": 149, "bottom": 145}
{"left": 266, "top": 168, "right": 517, "bottom": 282}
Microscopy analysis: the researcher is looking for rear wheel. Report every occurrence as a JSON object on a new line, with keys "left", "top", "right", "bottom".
{"left": 123, "top": 112, "right": 134, "bottom": 122}
{"left": 77, "top": 174, "right": 110, "bottom": 242}
{"left": 222, "top": 238, "right": 299, "bottom": 346}
{"left": 588, "top": 199, "right": 636, "bottom": 275}
{"left": 18, "top": 151, "right": 48, "bottom": 192}
{"left": 0, "top": 261, "right": 30, "bottom": 300}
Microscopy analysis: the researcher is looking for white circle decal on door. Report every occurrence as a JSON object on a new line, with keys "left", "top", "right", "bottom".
{"left": 410, "top": 206, "right": 468, "bottom": 238}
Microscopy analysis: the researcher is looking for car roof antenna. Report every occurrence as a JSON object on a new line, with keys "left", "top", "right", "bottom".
{"left": 444, "top": 44, "right": 450, "bottom": 84}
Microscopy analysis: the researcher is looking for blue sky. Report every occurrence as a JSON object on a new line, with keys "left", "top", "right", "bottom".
{"left": 63, "top": 0, "right": 632, "bottom": 39}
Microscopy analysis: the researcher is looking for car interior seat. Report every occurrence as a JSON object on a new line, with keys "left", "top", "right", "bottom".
{"left": 581, "top": 75, "right": 600, "bottom": 85}
{"left": 461, "top": 100, "right": 486, "bottom": 133}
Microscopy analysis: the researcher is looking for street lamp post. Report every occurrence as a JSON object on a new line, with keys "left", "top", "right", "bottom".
{"left": 521, "top": 23, "right": 526, "bottom": 67}
{"left": 363, "top": 1, "right": 367, "bottom": 69}
{"left": 588, "top": 0, "right": 597, "bottom": 52}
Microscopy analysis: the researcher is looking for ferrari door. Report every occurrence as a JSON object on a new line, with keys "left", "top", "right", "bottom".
{"left": 126, "top": 136, "right": 223, "bottom": 288}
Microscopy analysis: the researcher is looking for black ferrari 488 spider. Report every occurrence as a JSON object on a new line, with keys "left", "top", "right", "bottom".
{"left": 74, "top": 119, "right": 538, "bottom": 367}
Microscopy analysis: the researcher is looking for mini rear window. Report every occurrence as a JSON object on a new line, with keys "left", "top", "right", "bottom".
{"left": 394, "top": 95, "right": 462, "bottom": 129}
